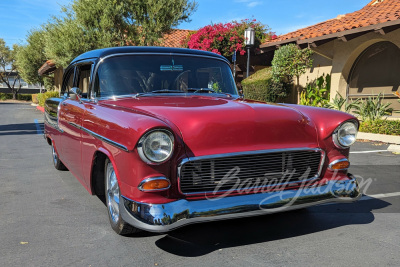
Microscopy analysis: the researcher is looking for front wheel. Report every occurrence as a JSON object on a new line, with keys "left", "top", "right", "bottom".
{"left": 105, "top": 159, "right": 139, "bottom": 235}
{"left": 51, "top": 142, "right": 67, "bottom": 170}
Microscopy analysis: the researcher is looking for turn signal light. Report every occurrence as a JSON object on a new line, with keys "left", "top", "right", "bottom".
{"left": 328, "top": 159, "right": 350, "bottom": 171}
{"left": 139, "top": 177, "right": 171, "bottom": 192}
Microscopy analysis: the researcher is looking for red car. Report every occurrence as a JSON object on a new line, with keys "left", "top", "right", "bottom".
{"left": 44, "top": 47, "right": 360, "bottom": 235}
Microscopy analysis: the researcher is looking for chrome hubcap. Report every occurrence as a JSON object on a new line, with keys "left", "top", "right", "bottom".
{"left": 52, "top": 145, "right": 58, "bottom": 165}
{"left": 106, "top": 162, "right": 120, "bottom": 224}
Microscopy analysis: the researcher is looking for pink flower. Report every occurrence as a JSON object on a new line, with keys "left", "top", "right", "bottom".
{"left": 240, "top": 50, "right": 246, "bottom": 56}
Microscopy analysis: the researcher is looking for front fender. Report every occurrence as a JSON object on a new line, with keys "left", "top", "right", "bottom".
{"left": 81, "top": 102, "right": 185, "bottom": 202}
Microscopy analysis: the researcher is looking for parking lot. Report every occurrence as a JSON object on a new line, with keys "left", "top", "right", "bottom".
{"left": 1, "top": 102, "right": 399, "bottom": 266}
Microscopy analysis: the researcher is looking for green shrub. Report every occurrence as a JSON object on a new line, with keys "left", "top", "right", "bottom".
{"left": 17, "top": 94, "right": 32, "bottom": 101}
{"left": 0, "top": 93, "right": 11, "bottom": 100}
{"left": 360, "top": 119, "right": 400, "bottom": 136}
{"left": 37, "top": 91, "right": 60, "bottom": 107}
{"left": 242, "top": 67, "right": 291, "bottom": 103}
{"left": 0, "top": 93, "right": 32, "bottom": 101}
{"left": 271, "top": 44, "right": 313, "bottom": 101}
{"left": 325, "top": 92, "right": 360, "bottom": 113}
{"left": 353, "top": 93, "right": 393, "bottom": 121}
{"left": 300, "top": 74, "right": 330, "bottom": 107}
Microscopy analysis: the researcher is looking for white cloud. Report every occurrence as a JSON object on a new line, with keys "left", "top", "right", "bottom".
{"left": 234, "top": 0, "right": 263, "bottom": 8}
{"left": 247, "top": 1, "right": 262, "bottom": 8}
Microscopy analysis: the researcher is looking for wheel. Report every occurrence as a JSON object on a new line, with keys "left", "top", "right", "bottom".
{"left": 104, "top": 159, "right": 139, "bottom": 235}
{"left": 51, "top": 142, "right": 67, "bottom": 170}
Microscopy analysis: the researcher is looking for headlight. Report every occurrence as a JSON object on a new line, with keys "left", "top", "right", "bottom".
{"left": 138, "top": 130, "right": 174, "bottom": 164}
{"left": 333, "top": 121, "right": 358, "bottom": 148}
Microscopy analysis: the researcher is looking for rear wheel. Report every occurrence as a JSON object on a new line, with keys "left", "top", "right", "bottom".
{"left": 51, "top": 142, "right": 67, "bottom": 170}
{"left": 105, "top": 159, "right": 139, "bottom": 235}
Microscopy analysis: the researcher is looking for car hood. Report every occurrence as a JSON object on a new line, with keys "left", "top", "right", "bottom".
{"left": 101, "top": 96, "right": 319, "bottom": 157}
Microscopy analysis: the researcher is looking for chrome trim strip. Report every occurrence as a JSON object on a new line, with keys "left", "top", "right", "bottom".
{"left": 120, "top": 176, "right": 361, "bottom": 233}
{"left": 68, "top": 122, "right": 129, "bottom": 152}
{"left": 177, "top": 148, "right": 325, "bottom": 196}
{"left": 328, "top": 158, "right": 350, "bottom": 171}
{"left": 138, "top": 177, "right": 171, "bottom": 192}
{"left": 137, "top": 129, "right": 175, "bottom": 165}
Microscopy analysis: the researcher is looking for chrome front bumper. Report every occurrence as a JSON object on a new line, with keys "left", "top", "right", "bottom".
{"left": 120, "top": 176, "right": 361, "bottom": 233}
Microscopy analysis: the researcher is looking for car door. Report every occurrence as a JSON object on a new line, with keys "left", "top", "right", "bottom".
{"left": 75, "top": 62, "right": 97, "bottom": 187}
{"left": 58, "top": 65, "right": 87, "bottom": 185}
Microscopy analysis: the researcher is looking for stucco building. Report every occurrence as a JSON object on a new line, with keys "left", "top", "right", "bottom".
{"left": 261, "top": 0, "right": 400, "bottom": 111}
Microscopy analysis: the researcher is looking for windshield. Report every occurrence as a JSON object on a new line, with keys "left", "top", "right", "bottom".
{"left": 93, "top": 55, "right": 237, "bottom": 97}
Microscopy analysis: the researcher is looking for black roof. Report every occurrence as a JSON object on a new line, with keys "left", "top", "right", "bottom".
{"left": 70, "top": 46, "right": 228, "bottom": 65}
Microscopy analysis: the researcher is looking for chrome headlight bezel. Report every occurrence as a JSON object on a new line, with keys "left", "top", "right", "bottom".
{"left": 137, "top": 129, "right": 174, "bottom": 164}
{"left": 332, "top": 120, "right": 359, "bottom": 149}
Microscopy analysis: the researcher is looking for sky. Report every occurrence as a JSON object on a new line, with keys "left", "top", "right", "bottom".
{"left": 0, "top": 0, "right": 370, "bottom": 48}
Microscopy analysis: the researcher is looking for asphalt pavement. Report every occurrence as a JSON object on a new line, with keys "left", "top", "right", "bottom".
{"left": 0, "top": 102, "right": 399, "bottom": 267}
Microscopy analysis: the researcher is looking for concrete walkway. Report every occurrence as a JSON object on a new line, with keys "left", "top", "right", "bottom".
{"left": 358, "top": 132, "right": 400, "bottom": 152}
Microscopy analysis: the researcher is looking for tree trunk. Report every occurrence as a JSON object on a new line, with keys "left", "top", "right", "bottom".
{"left": 296, "top": 76, "right": 300, "bottom": 104}
{"left": 12, "top": 91, "right": 17, "bottom": 100}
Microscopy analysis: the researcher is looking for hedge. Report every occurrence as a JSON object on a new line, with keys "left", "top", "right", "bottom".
{"left": 0, "top": 93, "right": 32, "bottom": 101}
{"left": 37, "top": 91, "right": 60, "bottom": 107}
{"left": 242, "top": 67, "right": 272, "bottom": 102}
{"left": 360, "top": 119, "right": 400, "bottom": 136}
{"left": 241, "top": 67, "right": 291, "bottom": 103}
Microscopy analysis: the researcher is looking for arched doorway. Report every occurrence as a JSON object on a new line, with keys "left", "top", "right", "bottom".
{"left": 347, "top": 41, "right": 400, "bottom": 111}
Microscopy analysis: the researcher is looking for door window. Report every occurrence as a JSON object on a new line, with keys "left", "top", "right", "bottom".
{"left": 76, "top": 64, "right": 92, "bottom": 98}
{"left": 61, "top": 68, "right": 75, "bottom": 95}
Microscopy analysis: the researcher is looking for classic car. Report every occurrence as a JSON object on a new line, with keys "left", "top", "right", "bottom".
{"left": 44, "top": 47, "right": 361, "bottom": 235}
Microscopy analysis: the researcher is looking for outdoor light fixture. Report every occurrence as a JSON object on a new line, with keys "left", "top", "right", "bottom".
{"left": 244, "top": 27, "right": 255, "bottom": 78}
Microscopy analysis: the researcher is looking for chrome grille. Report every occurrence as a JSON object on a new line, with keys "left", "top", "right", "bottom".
{"left": 179, "top": 149, "right": 323, "bottom": 195}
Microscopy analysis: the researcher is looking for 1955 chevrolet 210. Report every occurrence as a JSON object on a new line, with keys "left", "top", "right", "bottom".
{"left": 44, "top": 47, "right": 361, "bottom": 235}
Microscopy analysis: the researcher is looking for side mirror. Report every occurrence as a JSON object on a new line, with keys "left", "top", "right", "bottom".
{"left": 69, "top": 87, "right": 82, "bottom": 101}
{"left": 239, "top": 89, "right": 245, "bottom": 99}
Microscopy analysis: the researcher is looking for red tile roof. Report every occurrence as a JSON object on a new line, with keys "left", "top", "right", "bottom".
{"left": 160, "top": 29, "right": 193, "bottom": 47}
{"left": 262, "top": 0, "right": 400, "bottom": 47}
{"left": 38, "top": 60, "right": 56, "bottom": 76}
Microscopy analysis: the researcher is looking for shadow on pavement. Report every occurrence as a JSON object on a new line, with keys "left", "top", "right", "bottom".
{"left": 0, "top": 102, "right": 31, "bottom": 105}
{"left": 155, "top": 198, "right": 390, "bottom": 257}
{"left": 0, "top": 123, "right": 43, "bottom": 136}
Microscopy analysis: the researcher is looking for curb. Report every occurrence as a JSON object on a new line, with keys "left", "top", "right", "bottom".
{"left": 357, "top": 132, "right": 400, "bottom": 145}
{"left": 388, "top": 145, "right": 400, "bottom": 153}
{"left": 36, "top": 106, "right": 44, "bottom": 113}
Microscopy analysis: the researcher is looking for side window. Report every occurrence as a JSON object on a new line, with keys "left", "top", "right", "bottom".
{"left": 61, "top": 68, "right": 75, "bottom": 95}
{"left": 76, "top": 64, "right": 92, "bottom": 98}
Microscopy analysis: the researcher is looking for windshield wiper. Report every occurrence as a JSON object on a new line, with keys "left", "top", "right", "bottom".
{"left": 150, "top": 88, "right": 234, "bottom": 98}
{"left": 186, "top": 88, "right": 234, "bottom": 97}
{"left": 187, "top": 88, "right": 216, "bottom": 94}
{"left": 151, "top": 89, "right": 186, "bottom": 94}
